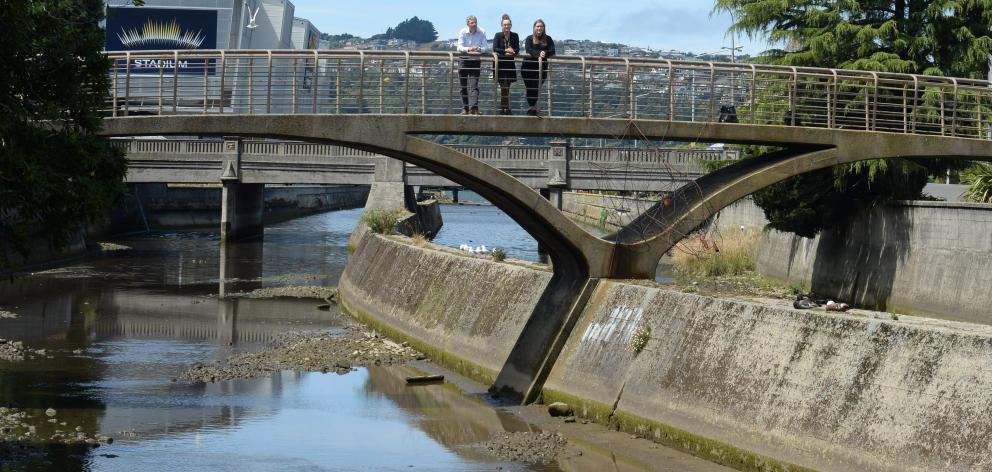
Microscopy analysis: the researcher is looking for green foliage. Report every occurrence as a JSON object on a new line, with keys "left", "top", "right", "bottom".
{"left": 629, "top": 324, "right": 651, "bottom": 354}
{"left": 491, "top": 247, "right": 507, "bottom": 262}
{"left": 383, "top": 17, "right": 438, "bottom": 43}
{"left": 713, "top": 0, "right": 992, "bottom": 78}
{"left": 753, "top": 159, "right": 929, "bottom": 238}
{"left": 962, "top": 162, "right": 992, "bottom": 203}
{"left": 674, "top": 242, "right": 756, "bottom": 277}
{"left": 0, "top": 0, "right": 128, "bottom": 270}
{"left": 361, "top": 209, "right": 402, "bottom": 234}
{"left": 712, "top": 0, "right": 990, "bottom": 237}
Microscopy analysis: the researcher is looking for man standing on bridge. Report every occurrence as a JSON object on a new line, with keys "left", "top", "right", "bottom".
{"left": 456, "top": 15, "right": 489, "bottom": 115}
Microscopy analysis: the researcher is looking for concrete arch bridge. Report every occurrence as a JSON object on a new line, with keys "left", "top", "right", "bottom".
{"left": 100, "top": 50, "right": 992, "bottom": 398}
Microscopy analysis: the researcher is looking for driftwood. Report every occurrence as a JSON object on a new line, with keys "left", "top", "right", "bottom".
{"left": 405, "top": 375, "right": 444, "bottom": 384}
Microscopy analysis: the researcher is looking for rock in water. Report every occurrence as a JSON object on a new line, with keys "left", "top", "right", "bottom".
{"left": 547, "top": 402, "right": 573, "bottom": 417}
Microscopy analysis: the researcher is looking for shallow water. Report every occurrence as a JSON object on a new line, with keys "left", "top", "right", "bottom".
{"left": 0, "top": 202, "right": 680, "bottom": 471}
{"left": 0, "top": 208, "right": 571, "bottom": 471}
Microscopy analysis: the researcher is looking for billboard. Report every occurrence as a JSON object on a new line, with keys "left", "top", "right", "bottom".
{"left": 106, "top": 7, "right": 218, "bottom": 74}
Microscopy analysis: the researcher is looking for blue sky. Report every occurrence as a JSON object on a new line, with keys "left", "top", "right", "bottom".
{"left": 289, "top": 0, "right": 771, "bottom": 55}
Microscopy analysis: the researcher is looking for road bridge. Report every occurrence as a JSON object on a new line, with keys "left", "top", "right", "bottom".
{"left": 115, "top": 138, "right": 736, "bottom": 192}
{"left": 99, "top": 49, "right": 992, "bottom": 399}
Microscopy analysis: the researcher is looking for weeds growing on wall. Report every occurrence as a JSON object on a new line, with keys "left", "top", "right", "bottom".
{"left": 672, "top": 231, "right": 756, "bottom": 277}
{"left": 362, "top": 210, "right": 402, "bottom": 235}
{"left": 491, "top": 247, "right": 507, "bottom": 262}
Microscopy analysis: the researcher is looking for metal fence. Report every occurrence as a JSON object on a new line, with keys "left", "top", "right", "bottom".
{"left": 105, "top": 50, "right": 992, "bottom": 139}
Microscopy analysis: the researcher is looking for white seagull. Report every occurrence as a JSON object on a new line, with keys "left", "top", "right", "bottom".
{"left": 246, "top": 5, "right": 260, "bottom": 29}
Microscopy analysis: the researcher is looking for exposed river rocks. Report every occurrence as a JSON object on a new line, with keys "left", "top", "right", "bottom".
{"left": 226, "top": 285, "right": 339, "bottom": 301}
{"left": 179, "top": 324, "right": 424, "bottom": 382}
{"left": 0, "top": 406, "right": 114, "bottom": 465}
{"left": 479, "top": 431, "right": 568, "bottom": 464}
{"left": 0, "top": 339, "right": 46, "bottom": 362}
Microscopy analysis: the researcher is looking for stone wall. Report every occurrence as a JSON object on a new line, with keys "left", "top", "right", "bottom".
{"left": 340, "top": 234, "right": 992, "bottom": 471}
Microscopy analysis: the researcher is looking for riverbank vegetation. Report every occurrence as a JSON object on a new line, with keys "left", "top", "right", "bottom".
{"left": 713, "top": 0, "right": 992, "bottom": 238}
{"left": 1, "top": 0, "right": 129, "bottom": 271}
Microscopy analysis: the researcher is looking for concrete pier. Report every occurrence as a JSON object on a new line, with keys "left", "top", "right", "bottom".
{"left": 220, "top": 181, "right": 264, "bottom": 241}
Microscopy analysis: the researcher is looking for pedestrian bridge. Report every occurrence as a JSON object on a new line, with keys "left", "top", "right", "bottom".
{"left": 99, "top": 49, "right": 992, "bottom": 399}
{"left": 100, "top": 49, "right": 992, "bottom": 280}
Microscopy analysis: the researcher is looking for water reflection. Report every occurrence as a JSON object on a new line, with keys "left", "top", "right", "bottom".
{"left": 0, "top": 206, "right": 663, "bottom": 471}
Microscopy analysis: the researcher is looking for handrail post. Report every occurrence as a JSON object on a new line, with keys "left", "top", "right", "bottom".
{"left": 708, "top": 62, "right": 716, "bottom": 122}
{"left": 829, "top": 69, "right": 838, "bottom": 128}
{"left": 748, "top": 64, "right": 756, "bottom": 124}
{"left": 421, "top": 58, "right": 427, "bottom": 113}
{"left": 219, "top": 50, "right": 226, "bottom": 114}
{"left": 623, "top": 58, "right": 632, "bottom": 118}
{"left": 870, "top": 72, "right": 878, "bottom": 130}
{"left": 447, "top": 52, "right": 454, "bottom": 114}
{"left": 588, "top": 63, "right": 595, "bottom": 118}
{"left": 173, "top": 50, "right": 179, "bottom": 114}
{"left": 668, "top": 62, "right": 675, "bottom": 120}
{"left": 951, "top": 78, "right": 959, "bottom": 136}
{"left": 311, "top": 51, "right": 319, "bottom": 113}
{"left": 358, "top": 51, "right": 365, "bottom": 114}
{"left": 546, "top": 59, "right": 553, "bottom": 115}
{"left": 579, "top": 57, "right": 586, "bottom": 117}
{"left": 112, "top": 57, "right": 119, "bottom": 117}
{"left": 911, "top": 76, "right": 919, "bottom": 133}
{"left": 404, "top": 52, "right": 411, "bottom": 113}
{"left": 378, "top": 55, "right": 384, "bottom": 113}
{"left": 902, "top": 83, "right": 908, "bottom": 133}
{"left": 266, "top": 50, "right": 273, "bottom": 114}
{"left": 203, "top": 51, "right": 209, "bottom": 113}
{"left": 158, "top": 58, "right": 164, "bottom": 114}
{"left": 492, "top": 52, "right": 499, "bottom": 115}
{"left": 335, "top": 57, "right": 341, "bottom": 114}
{"left": 789, "top": 66, "right": 797, "bottom": 126}
{"left": 248, "top": 55, "right": 254, "bottom": 113}
{"left": 292, "top": 57, "right": 298, "bottom": 113}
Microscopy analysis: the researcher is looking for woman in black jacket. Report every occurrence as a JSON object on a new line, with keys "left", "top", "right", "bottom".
{"left": 521, "top": 19, "right": 555, "bottom": 116}
{"left": 492, "top": 14, "right": 519, "bottom": 115}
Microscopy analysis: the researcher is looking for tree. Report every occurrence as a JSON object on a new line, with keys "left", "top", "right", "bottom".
{"left": 388, "top": 17, "right": 438, "bottom": 43}
{"left": 0, "top": 0, "right": 128, "bottom": 270}
{"left": 713, "top": 0, "right": 992, "bottom": 236}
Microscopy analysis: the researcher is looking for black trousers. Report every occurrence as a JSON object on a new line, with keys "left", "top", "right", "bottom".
{"left": 521, "top": 65, "right": 547, "bottom": 107}
{"left": 458, "top": 59, "right": 481, "bottom": 110}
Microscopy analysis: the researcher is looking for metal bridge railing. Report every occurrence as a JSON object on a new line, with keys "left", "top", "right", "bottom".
{"left": 105, "top": 50, "right": 992, "bottom": 139}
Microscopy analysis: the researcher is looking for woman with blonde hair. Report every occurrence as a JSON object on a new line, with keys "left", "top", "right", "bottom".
{"left": 521, "top": 19, "right": 555, "bottom": 116}
{"left": 492, "top": 14, "right": 520, "bottom": 115}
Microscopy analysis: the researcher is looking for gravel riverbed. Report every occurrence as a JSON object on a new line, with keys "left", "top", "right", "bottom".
{"left": 478, "top": 431, "right": 568, "bottom": 464}
{"left": 178, "top": 324, "right": 424, "bottom": 382}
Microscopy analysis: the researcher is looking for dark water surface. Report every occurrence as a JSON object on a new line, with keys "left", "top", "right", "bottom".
{"left": 0, "top": 207, "right": 587, "bottom": 471}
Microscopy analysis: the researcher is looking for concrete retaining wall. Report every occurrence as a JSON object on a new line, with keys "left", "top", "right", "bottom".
{"left": 340, "top": 235, "right": 992, "bottom": 471}
{"left": 562, "top": 192, "right": 992, "bottom": 323}
{"left": 129, "top": 184, "right": 369, "bottom": 229}
{"left": 561, "top": 192, "right": 768, "bottom": 234}
{"left": 339, "top": 233, "right": 552, "bottom": 383}
{"left": 755, "top": 201, "right": 992, "bottom": 323}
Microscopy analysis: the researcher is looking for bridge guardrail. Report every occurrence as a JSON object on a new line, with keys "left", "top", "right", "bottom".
{"left": 104, "top": 50, "right": 992, "bottom": 140}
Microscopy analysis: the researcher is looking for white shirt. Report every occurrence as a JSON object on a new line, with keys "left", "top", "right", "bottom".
{"left": 456, "top": 26, "right": 489, "bottom": 54}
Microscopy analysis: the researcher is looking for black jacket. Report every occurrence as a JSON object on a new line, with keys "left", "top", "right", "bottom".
{"left": 493, "top": 31, "right": 520, "bottom": 82}
{"left": 522, "top": 34, "right": 555, "bottom": 74}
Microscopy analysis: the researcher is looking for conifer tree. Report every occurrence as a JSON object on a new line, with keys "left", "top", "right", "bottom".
{"left": 713, "top": 0, "right": 992, "bottom": 237}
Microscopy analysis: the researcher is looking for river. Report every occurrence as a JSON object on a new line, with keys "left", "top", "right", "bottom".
{"left": 0, "top": 203, "right": 683, "bottom": 471}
